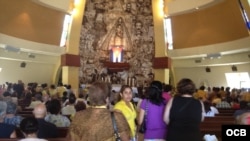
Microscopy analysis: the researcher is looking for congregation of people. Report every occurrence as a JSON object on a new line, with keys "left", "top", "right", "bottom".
{"left": 0, "top": 79, "right": 250, "bottom": 141}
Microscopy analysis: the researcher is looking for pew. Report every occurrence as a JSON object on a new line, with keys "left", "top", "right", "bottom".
{"left": 215, "top": 113, "right": 233, "bottom": 116}
{"left": 17, "top": 100, "right": 30, "bottom": 110}
{"left": 218, "top": 109, "right": 235, "bottom": 114}
{"left": 21, "top": 108, "right": 33, "bottom": 111}
{"left": 204, "top": 116, "right": 235, "bottom": 122}
{"left": 214, "top": 108, "right": 236, "bottom": 117}
{"left": 18, "top": 114, "right": 34, "bottom": 118}
{"left": 1, "top": 127, "right": 69, "bottom": 141}
{"left": 200, "top": 116, "right": 236, "bottom": 141}
{"left": 15, "top": 127, "right": 69, "bottom": 138}
{"left": 17, "top": 111, "right": 33, "bottom": 115}
{"left": 16, "top": 109, "right": 34, "bottom": 118}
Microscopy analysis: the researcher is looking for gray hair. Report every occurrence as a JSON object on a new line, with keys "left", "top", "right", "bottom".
{"left": 0, "top": 101, "right": 7, "bottom": 117}
{"left": 6, "top": 101, "right": 17, "bottom": 114}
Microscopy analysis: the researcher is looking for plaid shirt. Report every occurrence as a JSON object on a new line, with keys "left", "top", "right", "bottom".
{"left": 216, "top": 101, "right": 231, "bottom": 108}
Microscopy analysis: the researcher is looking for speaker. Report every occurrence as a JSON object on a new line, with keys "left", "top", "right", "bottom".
{"left": 205, "top": 67, "right": 211, "bottom": 72}
{"left": 20, "top": 62, "right": 26, "bottom": 68}
{"left": 232, "top": 65, "right": 237, "bottom": 71}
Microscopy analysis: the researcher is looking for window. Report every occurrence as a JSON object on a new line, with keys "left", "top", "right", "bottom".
{"left": 225, "top": 72, "right": 250, "bottom": 89}
{"left": 164, "top": 18, "right": 173, "bottom": 50}
{"left": 239, "top": 0, "right": 250, "bottom": 30}
{"left": 60, "top": 14, "right": 72, "bottom": 47}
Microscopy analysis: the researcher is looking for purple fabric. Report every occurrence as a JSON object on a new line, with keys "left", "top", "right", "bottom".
{"left": 140, "top": 99, "right": 167, "bottom": 139}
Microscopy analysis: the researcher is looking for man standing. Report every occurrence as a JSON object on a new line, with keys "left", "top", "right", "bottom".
{"left": 13, "top": 80, "right": 24, "bottom": 99}
{"left": 68, "top": 82, "right": 131, "bottom": 141}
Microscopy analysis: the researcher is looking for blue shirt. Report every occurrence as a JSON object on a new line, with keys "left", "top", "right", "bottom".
{"left": 4, "top": 115, "right": 23, "bottom": 127}
{"left": 0, "top": 123, "right": 15, "bottom": 138}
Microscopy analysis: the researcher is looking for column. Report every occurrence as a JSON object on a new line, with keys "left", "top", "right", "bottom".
{"left": 152, "top": 0, "right": 171, "bottom": 84}
{"left": 61, "top": 0, "right": 86, "bottom": 96}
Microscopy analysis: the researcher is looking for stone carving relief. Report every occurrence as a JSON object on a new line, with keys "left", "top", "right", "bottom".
{"left": 79, "top": 0, "right": 155, "bottom": 86}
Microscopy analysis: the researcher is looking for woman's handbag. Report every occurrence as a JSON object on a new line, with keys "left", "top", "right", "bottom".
{"left": 138, "top": 116, "right": 146, "bottom": 133}
{"left": 139, "top": 100, "right": 148, "bottom": 134}
{"left": 111, "top": 112, "right": 121, "bottom": 141}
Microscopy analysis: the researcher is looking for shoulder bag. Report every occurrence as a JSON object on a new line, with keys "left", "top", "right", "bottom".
{"left": 138, "top": 100, "right": 148, "bottom": 134}
{"left": 111, "top": 112, "right": 121, "bottom": 141}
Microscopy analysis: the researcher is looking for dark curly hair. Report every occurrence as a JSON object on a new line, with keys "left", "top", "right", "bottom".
{"left": 20, "top": 117, "right": 39, "bottom": 135}
{"left": 68, "top": 93, "right": 76, "bottom": 104}
{"left": 47, "top": 99, "right": 61, "bottom": 114}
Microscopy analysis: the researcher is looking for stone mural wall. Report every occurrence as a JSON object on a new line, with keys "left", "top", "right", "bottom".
{"left": 79, "top": 0, "right": 155, "bottom": 86}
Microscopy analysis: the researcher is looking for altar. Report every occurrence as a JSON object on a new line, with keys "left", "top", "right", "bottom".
{"left": 81, "top": 84, "right": 138, "bottom": 94}
{"left": 103, "top": 61, "right": 130, "bottom": 73}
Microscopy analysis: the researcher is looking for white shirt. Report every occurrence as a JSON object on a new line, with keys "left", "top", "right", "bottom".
{"left": 61, "top": 105, "right": 76, "bottom": 115}
{"left": 210, "top": 106, "right": 219, "bottom": 114}
{"left": 204, "top": 111, "right": 215, "bottom": 117}
{"left": 28, "top": 101, "right": 42, "bottom": 109}
{"left": 204, "top": 106, "right": 219, "bottom": 117}
{"left": 19, "top": 138, "right": 48, "bottom": 141}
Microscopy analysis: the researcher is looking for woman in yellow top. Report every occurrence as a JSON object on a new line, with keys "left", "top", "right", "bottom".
{"left": 114, "top": 85, "right": 137, "bottom": 141}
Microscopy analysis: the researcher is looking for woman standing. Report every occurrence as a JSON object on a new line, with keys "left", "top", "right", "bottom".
{"left": 114, "top": 85, "right": 137, "bottom": 141}
{"left": 138, "top": 80, "right": 167, "bottom": 141}
{"left": 164, "top": 78, "right": 205, "bottom": 141}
